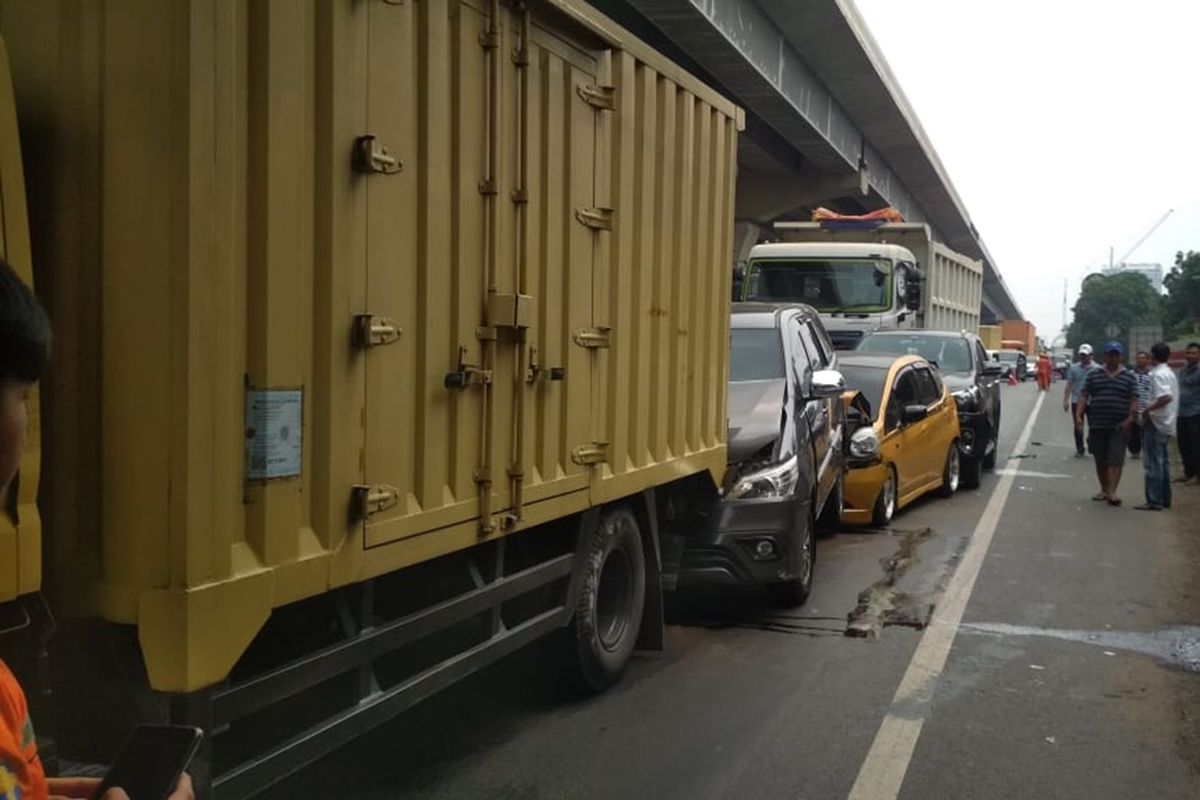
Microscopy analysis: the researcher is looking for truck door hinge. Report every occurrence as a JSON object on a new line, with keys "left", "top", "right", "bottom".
{"left": 353, "top": 135, "right": 403, "bottom": 174}
{"left": 353, "top": 484, "right": 400, "bottom": 519}
{"left": 577, "top": 83, "right": 616, "bottom": 110}
{"left": 574, "top": 206, "right": 613, "bottom": 231}
{"left": 572, "top": 327, "right": 611, "bottom": 349}
{"left": 353, "top": 315, "right": 402, "bottom": 348}
{"left": 571, "top": 442, "right": 610, "bottom": 466}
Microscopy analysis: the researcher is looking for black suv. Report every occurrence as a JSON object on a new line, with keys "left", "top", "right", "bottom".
{"left": 678, "top": 304, "right": 846, "bottom": 606}
{"left": 855, "top": 330, "right": 1002, "bottom": 488}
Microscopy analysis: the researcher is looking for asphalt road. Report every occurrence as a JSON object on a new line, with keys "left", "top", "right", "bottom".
{"left": 264, "top": 380, "right": 1200, "bottom": 800}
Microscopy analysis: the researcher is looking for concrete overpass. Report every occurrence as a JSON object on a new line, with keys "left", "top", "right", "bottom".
{"left": 590, "top": 0, "right": 1024, "bottom": 324}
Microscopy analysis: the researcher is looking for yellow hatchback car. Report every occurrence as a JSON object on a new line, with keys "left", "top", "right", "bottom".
{"left": 837, "top": 353, "right": 962, "bottom": 526}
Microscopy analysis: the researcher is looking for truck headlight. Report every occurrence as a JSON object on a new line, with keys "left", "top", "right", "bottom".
{"left": 849, "top": 427, "right": 880, "bottom": 459}
{"left": 726, "top": 455, "right": 801, "bottom": 500}
{"left": 953, "top": 387, "right": 979, "bottom": 410}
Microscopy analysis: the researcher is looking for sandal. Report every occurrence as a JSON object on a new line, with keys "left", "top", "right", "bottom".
{"left": 1107, "top": 497, "right": 1122, "bottom": 506}
{"left": 1091, "top": 492, "right": 1108, "bottom": 501}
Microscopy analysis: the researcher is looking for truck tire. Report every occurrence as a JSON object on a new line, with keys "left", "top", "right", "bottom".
{"left": 938, "top": 443, "right": 961, "bottom": 497}
{"left": 571, "top": 505, "right": 646, "bottom": 691}
{"left": 768, "top": 502, "right": 816, "bottom": 607}
{"left": 871, "top": 467, "right": 897, "bottom": 527}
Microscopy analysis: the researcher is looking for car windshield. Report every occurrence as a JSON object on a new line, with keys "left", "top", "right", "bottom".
{"left": 743, "top": 259, "right": 892, "bottom": 312}
{"left": 730, "top": 328, "right": 785, "bottom": 382}
{"left": 857, "top": 335, "right": 972, "bottom": 372}
{"left": 996, "top": 351, "right": 1021, "bottom": 363}
{"left": 838, "top": 364, "right": 889, "bottom": 421}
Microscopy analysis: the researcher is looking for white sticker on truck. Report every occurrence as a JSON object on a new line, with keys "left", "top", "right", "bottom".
{"left": 245, "top": 389, "right": 303, "bottom": 481}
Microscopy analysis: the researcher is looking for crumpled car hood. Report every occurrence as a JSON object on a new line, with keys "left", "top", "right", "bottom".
{"left": 727, "top": 379, "right": 786, "bottom": 462}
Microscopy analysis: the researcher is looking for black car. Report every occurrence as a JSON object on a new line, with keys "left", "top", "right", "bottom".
{"left": 856, "top": 330, "right": 1003, "bottom": 488}
{"left": 679, "top": 304, "right": 846, "bottom": 606}
{"left": 994, "top": 349, "right": 1027, "bottom": 382}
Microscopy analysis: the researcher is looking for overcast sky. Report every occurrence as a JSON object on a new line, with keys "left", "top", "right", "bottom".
{"left": 853, "top": 0, "right": 1200, "bottom": 345}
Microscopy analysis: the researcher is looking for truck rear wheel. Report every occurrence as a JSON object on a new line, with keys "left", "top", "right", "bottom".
{"left": 571, "top": 506, "right": 646, "bottom": 691}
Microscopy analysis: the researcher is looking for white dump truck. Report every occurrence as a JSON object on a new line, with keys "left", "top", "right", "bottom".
{"left": 740, "top": 223, "right": 983, "bottom": 349}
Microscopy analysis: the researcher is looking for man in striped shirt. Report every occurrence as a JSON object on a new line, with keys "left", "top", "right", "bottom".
{"left": 1127, "top": 350, "right": 1152, "bottom": 459}
{"left": 1075, "top": 341, "right": 1139, "bottom": 505}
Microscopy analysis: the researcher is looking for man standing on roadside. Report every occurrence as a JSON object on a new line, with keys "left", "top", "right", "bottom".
{"left": 1176, "top": 342, "right": 1200, "bottom": 485}
{"left": 1075, "top": 341, "right": 1138, "bottom": 505}
{"left": 1135, "top": 343, "right": 1178, "bottom": 511}
{"left": 1064, "top": 343, "right": 1098, "bottom": 458}
{"left": 1128, "top": 350, "right": 1152, "bottom": 459}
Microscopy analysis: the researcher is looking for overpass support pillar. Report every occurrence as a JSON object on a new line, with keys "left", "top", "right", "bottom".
{"left": 733, "top": 221, "right": 764, "bottom": 264}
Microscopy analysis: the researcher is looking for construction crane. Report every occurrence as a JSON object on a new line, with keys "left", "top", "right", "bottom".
{"left": 1112, "top": 208, "right": 1173, "bottom": 268}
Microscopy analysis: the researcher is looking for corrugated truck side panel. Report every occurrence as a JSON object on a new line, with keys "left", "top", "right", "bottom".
{"left": 978, "top": 325, "right": 1002, "bottom": 350}
{"left": 924, "top": 241, "right": 982, "bottom": 333}
{"left": 0, "top": 0, "right": 739, "bottom": 692}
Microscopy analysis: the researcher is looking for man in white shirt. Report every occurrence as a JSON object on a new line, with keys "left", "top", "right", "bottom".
{"left": 1135, "top": 342, "right": 1179, "bottom": 511}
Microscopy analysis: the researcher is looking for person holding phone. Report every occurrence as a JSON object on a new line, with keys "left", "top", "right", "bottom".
{"left": 0, "top": 259, "right": 194, "bottom": 800}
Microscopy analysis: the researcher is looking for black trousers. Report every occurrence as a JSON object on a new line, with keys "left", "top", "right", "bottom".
{"left": 1128, "top": 421, "right": 1142, "bottom": 456}
{"left": 1180, "top": 414, "right": 1200, "bottom": 479}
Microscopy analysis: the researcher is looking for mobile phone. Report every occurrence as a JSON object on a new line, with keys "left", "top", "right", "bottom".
{"left": 90, "top": 724, "right": 203, "bottom": 800}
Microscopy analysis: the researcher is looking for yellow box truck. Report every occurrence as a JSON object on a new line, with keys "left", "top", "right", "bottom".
{"left": 0, "top": 1, "right": 741, "bottom": 795}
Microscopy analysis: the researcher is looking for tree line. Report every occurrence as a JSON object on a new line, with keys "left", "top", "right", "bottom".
{"left": 1066, "top": 250, "right": 1200, "bottom": 352}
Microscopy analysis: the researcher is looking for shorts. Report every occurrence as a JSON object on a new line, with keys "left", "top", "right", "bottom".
{"left": 1088, "top": 427, "right": 1128, "bottom": 468}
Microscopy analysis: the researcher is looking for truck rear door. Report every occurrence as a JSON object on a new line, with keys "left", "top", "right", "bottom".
{"left": 360, "top": 0, "right": 599, "bottom": 548}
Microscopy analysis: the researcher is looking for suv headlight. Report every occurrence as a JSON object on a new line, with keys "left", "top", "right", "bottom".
{"left": 953, "top": 387, "right": 979, "bottom": 410}
{"left": 726, "top": 455, "right": 801, "bottom": 500}
{"left": 849, "top": 427, "right": 880, "bottom": 459}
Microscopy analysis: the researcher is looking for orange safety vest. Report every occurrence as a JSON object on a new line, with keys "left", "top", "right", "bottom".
{"left": 0, "top": 660, "right": 47, "bottom": 800}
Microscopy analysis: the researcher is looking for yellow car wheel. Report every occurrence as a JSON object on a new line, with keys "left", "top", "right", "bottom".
{"left": 938, "top": 444, "right": 961, "bottom": 497}
{"left": 871, "top": 467, "right": 897, "bottom": 527}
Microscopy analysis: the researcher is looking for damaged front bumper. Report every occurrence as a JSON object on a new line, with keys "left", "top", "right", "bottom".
{"left": 675, "top": 495, "right": 809, "bottom": 588}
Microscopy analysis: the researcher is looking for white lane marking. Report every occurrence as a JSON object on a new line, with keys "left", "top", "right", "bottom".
{"left": 845, "top": 391, "right": 1046, "bottom": 800}
{"left": 993, "top": 468, "right": 1071, "bottom": 479}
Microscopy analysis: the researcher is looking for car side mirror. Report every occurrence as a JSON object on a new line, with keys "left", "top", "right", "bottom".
{"left": 902, "top": 267, "right": 922, "bottom": 311}
{"left": 982, "top": 363, "right": 1004, "bottom": 377}
{"left": 901, "top": 404, "right": 928, "bottom": 424}
{"left": 810, "top": 369, "right": 845, "bottom": 399}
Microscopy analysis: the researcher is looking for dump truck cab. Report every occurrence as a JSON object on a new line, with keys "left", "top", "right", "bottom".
{"left": 742, "top": 241, "right": 923, "bottom": 350}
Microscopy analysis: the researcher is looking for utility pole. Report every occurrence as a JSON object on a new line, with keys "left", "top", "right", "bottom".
{"left": 1061, "top": 277, "right": 1068, "bottom": 331}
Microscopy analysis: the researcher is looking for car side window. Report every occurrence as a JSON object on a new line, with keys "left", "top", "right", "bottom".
{"left": 788, "top": 317, "right": 815, "bottom": 388}
{"left": 796, "top": 320, "right": 827, "bottom": 370}
{"left": 805, "top": 321, "right": 834, "bottom": 368}
{"left": 975, "top": 342, "right": 989, "bottom": 373}
{"left": 915, "top": 367, "right": 941, "bottom": 405}
{"left": 886, "top": 368, "right": 919, "bottom": 431}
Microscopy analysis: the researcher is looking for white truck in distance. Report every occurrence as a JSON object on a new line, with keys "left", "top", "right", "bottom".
{"left": 741, "top": 223, "right": 983, "bottom": 350}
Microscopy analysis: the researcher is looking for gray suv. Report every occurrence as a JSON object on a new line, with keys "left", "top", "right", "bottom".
{"left": 679, "top": 304, "right": 846, "bottom": 606}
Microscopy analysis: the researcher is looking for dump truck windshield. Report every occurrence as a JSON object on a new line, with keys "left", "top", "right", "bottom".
{"left": 744, "top": 259, "right": 892, "bottom": 313}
